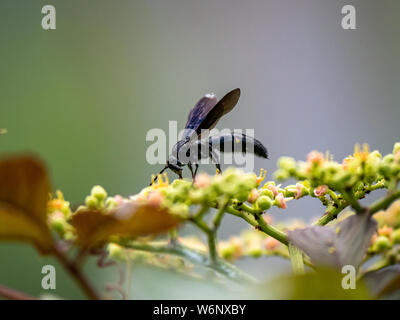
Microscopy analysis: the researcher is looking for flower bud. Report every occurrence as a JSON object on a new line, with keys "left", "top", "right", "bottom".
{"left": 219, "top": 242, "right": 236, "bottom": 260}
{"left": 105, "top": 197, "right": 119, "bottom": 209}
{"left": 274, "top": 193, "right": 287, "bottom": 209}
{"left": 188, "top": 189, "right": 204, "bottom": 204}
{"left": 264, "top": 237, "right": 280, "bottom": 251}
{"left": 194, "top": 173, "right": 211, "bottom": 188}
{"left": 391, "top": 229, "right": 400, "bottom": 244}
{"left": 354, "top": 181, "right": 365, "bottom": 192}
{"left": 379, "top": 162, "right": 392, "bottom": 179}
{"left": 247, "top": 189, "right": 259, "bottom": 203}
{"left": 393, "top": 142, "right": 400, "bottom": 155}
{"left": 378, "top": 225, "right": 393, "bottom": 237}
{"left": 85, "top": 195, "right": 99, "bottom": 209}
{"left": 374, "top": 235, "right": 391, "bottom": 251}
{"left": 266, "top": 184, "right": 279, "bottom": 197}
{"left": 91, "top": 185, "right": 107, "bottom": 202}
{"left": 274, "top": 169, "right": 289, "bottom": 181}
{"left": 259, "top": 188, "right": 274, "bottom": 199}
{"left": 314, "top": 185, "right": 328, "bottom": 197}
{"left": 278, "top": 157, "right": 296, "bottom": 172}
{"left": 382, "top": 154, "right": 394, "bottom": 165}
{"left": 147, "top": 190, "right": 165, "bottom": 208}
{"left": 257, "top": 195, "right": 272, "bottom": 211}
{"left": 283, "top": 185, "right": 297, "bottom": 198}
{"left": 370, "top": 150, "right": 382, "bottom": 159}
{"left": 307, "top": 151, "right": 325, "bottom": 165}
{"left": 49, "top": 211, "right": 67, "bottom": 234}
{"left": 247, "top": 246, "right": 263, "bottom": 258}
{"left": 169, "top": 203, "right": 189, "bottom": 218}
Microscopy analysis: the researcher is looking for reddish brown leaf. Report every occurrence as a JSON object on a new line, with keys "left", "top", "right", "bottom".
{"left": 70, "top": 202, "right": 181, "bottom": 248}
{"left": 0, "top": 155, "right": 54, "bottom": 253}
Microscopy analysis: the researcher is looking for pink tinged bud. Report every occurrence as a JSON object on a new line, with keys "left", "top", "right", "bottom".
{"left": 295, "top": 183, "right": 303, "bottom": 199}
{"left": 370, "top": 233, "right": 378, "bottom": 245}
{"left": 267, "top": 184, "right": 279, "bottom": 197}
{"left": 275, "top": 193, "right": 287, "bottom": 209}
{"left": 248, "top": 189, "right": 259, "bottom": 203}
{"left": 194, "top": 173, "right": 211, "bottom": 188}
{"left": 395, "top": 151, "right": 400, "bottom": 163}
{"left": 52, "top": 211, "right": 64, "bottom": 220}
{"left": 314, "top": 185, "right": 328, "bottom": 197}
{"left": 264, "top": 237, "right": 280, "bottom": 250}
{"left": 114, "top": 195, "right": 126, "bottom": 205}
{"left": 147, "top": 190, "right": 164, "bottom": 208}
{"left": 342, "top": 156, "right": 353, "bottom": 170}
{"left": 378, "top": 225, "right": 393, "bottom": 237}
{"left": 307, "top": 151, "right": 325, "bottom": 165}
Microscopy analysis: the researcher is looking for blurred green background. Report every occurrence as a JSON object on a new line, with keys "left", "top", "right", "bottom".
{"left": 0, "top": 0, "right": 399, "bottom": 299}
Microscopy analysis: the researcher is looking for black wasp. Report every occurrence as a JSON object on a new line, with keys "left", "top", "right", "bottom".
{"left": 152, "top": 88, "right": 268, "bottom": 183}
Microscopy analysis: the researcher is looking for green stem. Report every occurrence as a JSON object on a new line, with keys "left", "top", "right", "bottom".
{"left": 239, "top": 203, "right": 260, "bottom": 214}
{"left": 225, "top": 205, "right": 288, "bottom": 245}
{"left": 340, "top": 188, "right": 364, "bottom": 214}
{"left": 314, "top": 202, "right": 348, "bottom": 226}
{"left": 191, "top": 213, "right": 218, "bottom": 262}
{"left": 369, "top": 190, "right": 400, "bottom": 215}
{"left": 117, "top": 240, "right": 255, "bottom": 283}
{"left": 226, "top": 206, "right": 258, "bottom": 226}
{"left": 213, "top": 198, "right": 229, "bottom": 230}
{"left": 254, "top": 212, "right": 288, "bottom": 245}
{"left": 327, "top": 189, "right": 339, "bottom": 204}
{"left": 207, "top": 232, "right": 217, "bottom": 262}
{"left": 288, "top": 243, "right": 305, "bottom": 275}
{"left": 168, "top": 228, "right": 179, "bottom": 245}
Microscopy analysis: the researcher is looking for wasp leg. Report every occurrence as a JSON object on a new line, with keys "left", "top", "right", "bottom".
{"left": 208, "top": 143, "right": 222, "bottom": 174}
{"left": 194, "top": 164, "right": 199, "bottom": 178}
{"left": 187, "top": 163, "right": 196, "bottom": 180}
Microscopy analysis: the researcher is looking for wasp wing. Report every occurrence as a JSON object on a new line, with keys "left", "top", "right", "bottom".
{"left": 184, "top": 88, "right": 240, "bottom": 140}
{"left": 183, "top": 93, "right": 218, "bottom": 141}
{"left": 185, "top": 93, "right": 218, "bottom": 130}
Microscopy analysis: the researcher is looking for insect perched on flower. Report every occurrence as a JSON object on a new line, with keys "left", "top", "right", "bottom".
{"left": 151, "top": 89, "right": 268, "bottom": 183}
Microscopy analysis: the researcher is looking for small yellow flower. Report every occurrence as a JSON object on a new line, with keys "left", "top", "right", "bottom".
{"left": 150, "top": 172, "right": 170, "bottom": 188}
{"left": 353, "top": 143, "right": 370, "bottom": 161}
{"left": 256, "top": 168, "right": 266, "bottom": 186}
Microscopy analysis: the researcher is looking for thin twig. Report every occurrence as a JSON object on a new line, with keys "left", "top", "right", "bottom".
{"left": 0, "top": 284, "right": 37, "bottom": 300}
{"left": 52, "top": 244, "right": 101, "bottom": 300}
{"left": 117, "top": 240, "right": 256, "bottom": 283}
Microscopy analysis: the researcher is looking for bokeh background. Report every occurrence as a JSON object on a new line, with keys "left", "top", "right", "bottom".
{"left": 0, "top": 0, "right": 399, "bottom": 299}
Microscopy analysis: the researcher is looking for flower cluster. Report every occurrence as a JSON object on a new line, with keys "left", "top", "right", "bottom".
{"left": 137, "top": 167, "right": 293, "bottom": 219}
{"left": 47, "top": 191, "right": 74, "bottom": 240}
{"left": 218, "top": 228, "right": 283, "bottom": 260}
{"left": 368, "top": 201, "right": 400, "bottom": 266}
{"left": 274, "top": 143, "right": 400, "bottom": 209}
{"left": 40, "top": 142, "right": 400, "bottom": 293}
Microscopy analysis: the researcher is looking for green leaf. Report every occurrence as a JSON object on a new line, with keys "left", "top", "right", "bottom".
{"left": 267, "top": 268, "right": 372, "bottom": 299}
